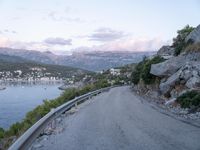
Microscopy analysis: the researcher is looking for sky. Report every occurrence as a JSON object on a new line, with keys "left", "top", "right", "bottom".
{"left": 0, "top": 0, "right": 199, "bottom": 54}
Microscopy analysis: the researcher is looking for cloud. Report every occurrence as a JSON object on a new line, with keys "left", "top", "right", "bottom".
{"left": 8, "top": 30, "right": 17, "bottom": 34}
{"left": 0, "top": 29, "right": 17, "bottom": 34}
{"left": 0, "top": 37, "right": 72, "bottom": 52}
{"left": 44, "top": 37, "right": 72, "bottom": 45}
{"left": 0, "top": 37, "right": 48, "bottom": 50}
{"left": 73, "top": 37, "right": 170, "bottom": 52}
{"left": 0, "top": 35, "right": 170, "bottom": 55}
{"left": 48, "top": 11, "right": 85, "bottom": 23}
{"left": 88, "top": 27, "right": 126, "bottom": 42}
{"left": 4, "top": 29, "right": 9, "bottom": 33}
{"left": 0, "top": 37, "right": 9, "bottom": 47}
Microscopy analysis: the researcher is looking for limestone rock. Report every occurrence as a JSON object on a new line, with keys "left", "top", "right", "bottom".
{"left": 150, "top": 56, "right": 184, "bottom": 77}
{"left": 185, "top": 24, "right": 200, "bottom": 44}
{"left": 159, "top": 70, "right": 181, "bottom": 95}
{"left": 157, "top": 45, "right": 175, "bottom": 56}
{"left": 150, "top": 52, "right": 200, "bottom": 77}
{"left": 186, "top": 77, "right": 200, "bottom": 88}
{"left": 158, "top": 60, "right": 200, "bottom": 96}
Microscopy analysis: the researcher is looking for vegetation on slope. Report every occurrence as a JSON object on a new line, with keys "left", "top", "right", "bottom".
{"left": 172, "top": 25, "right": 194, "bottom": 56}
{"left": 131, "top": 56, "right": 165, "bottom": 85}
{"left": 177, "top": 91, "right": 200, "bottom": 108}
{"left": 185, "top": 42, "right": 200, "bottom": 53}
{"left": 0, "top": 54, "right": 29, "bottom": 63}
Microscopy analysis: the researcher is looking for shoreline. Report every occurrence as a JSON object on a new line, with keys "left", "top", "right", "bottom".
{"left": 0, "top": 80, "right": 64, "bottom": 86}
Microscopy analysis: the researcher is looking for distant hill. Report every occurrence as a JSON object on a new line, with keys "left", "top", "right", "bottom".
{"left": 0, "top": 47, "right": 156, "bottom": 71}
{"left": 0, "top": 54, "right": 90, "bottom": 80}
{"left": 0, "top": 54, "right": 29, "bottom": 63}
{"left": 0, "top": 47, "right": 58, "bottom": 65}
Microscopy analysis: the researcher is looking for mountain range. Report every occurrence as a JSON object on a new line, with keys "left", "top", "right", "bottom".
{"left": 0, "top": 47, "right": 156, "bottom": 71}
{"left": 0, "top": 54, "right": 90, "bottom": 80}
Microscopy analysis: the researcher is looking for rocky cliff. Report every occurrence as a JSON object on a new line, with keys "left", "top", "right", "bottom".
{"left": 185, "top": 24, "right": 200, "bottom": 44}
{"left": 150, "top": 24, "right": 200, "bottom": 99}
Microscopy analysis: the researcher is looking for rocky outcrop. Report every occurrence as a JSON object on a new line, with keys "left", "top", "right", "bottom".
{"left": 150, "top": 56, "right": 183, "bottom": 77}
{"left": 186, "top": 76, "right": 200, "bottom": 89}
{"left": 185, "top": 25, "right": 200, "bottom": 44}
{"left": 157, "top": 45, "right": 175, "bottom": 57}
{"left": 159, "top": 69, "right": 182, "bottom": 95}
{"left": 152, "top": 59, "right": 200, "bottom": 97}
{"left": 150, "top": 52, "right": 200, "bottom": 78}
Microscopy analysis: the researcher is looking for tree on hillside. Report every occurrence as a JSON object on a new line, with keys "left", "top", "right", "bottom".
{"left": 131, "top": 56, "right": 165, "bottom": 85}
{"left": 172, "top": 25, "right": 194, "bottom": 56}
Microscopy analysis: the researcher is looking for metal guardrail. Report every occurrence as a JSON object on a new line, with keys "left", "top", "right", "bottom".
{"left": 8, "top": 86, "right": 113, "bottom": 150}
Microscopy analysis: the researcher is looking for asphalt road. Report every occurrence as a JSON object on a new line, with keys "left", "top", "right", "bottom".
{"left": 36, "top": 86, "right": 200, "bottom": 150}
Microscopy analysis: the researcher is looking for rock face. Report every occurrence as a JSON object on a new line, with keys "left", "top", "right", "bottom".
{"left": 150, "top": 52, "right": 200, "bottom": 78}
{"left": 150, "top": 52, "right": 200, "bottom": 97}
{"left": 186, "top": 77, "right": 200, "bottom": 89}
{"left": 150, "top": 56, "right": 183, "bottom": 77}
{"left": 157, "top": 45, "right": 175, "bottom": 56}
{"left": 159, "top": 70, "right": 182, "bottom": 95}
{"left": 185, "top": 25, "right": 200, "bottom": 44}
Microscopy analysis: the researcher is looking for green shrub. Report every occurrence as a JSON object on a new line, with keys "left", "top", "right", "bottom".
{"left": 131, "top": 56, "right": 165, "bottom": 85}
{"left": 172, "top": 25, "right": 194, "bottom": 56}
{"left": 0, "top": 127, "right": 4, "bottom": 139}
{"left": 141, "top": 56, "right": 164, "bottom": 84}
{"left": 177, "top": 91, "right": 200, "bottom": 108}
{"left": 131, "top": 60, "right": 146, "bottom": 84}
{"left": 5, "top": 122, "right": 23, "bottom": 137}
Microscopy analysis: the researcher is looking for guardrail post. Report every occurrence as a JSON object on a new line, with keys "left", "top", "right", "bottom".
{"left": 51, "top": 119, "right": 56, "bottom": 129}
{"left": 75, "top": 102, "right": 78, "bottom": 109}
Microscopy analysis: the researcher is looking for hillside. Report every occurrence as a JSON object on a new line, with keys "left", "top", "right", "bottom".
{"left": 0, "top": 54, "right": 90, "bottom": 81}
{"left": 0, "top": 54, "right": 30, "bottom": 63}
{"left": 131, "top": 24, "right": 200, "bottom": 117}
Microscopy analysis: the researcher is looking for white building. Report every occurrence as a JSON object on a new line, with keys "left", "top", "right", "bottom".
{"left": 110, "top": 68, "right": 121, "bottom": 76}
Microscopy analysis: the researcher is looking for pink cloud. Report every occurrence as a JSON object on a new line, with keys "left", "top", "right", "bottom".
{"left": 73, "top": 37, "right": 170, "bottom": 52}
{"left": 0, "top": 37, "right": 48, "bottom": 50}
{"left": 0, "top": 37, "right": 72, "bottom": 52}
{"left": 0, "top": 36, "right": 170, "bottom": 54}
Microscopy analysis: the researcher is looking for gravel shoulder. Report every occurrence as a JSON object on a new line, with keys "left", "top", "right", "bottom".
{"left": 132, "top": 89, "right": 200, "bottom": 128}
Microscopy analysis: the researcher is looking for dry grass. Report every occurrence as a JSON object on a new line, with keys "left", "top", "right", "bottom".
{"left": 185, "top": 42, "right": 200, "bottom": 53}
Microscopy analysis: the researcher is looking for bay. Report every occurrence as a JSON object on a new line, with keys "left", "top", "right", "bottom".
{"left": 0, "top": 81, "right": 63, "bottom": 129}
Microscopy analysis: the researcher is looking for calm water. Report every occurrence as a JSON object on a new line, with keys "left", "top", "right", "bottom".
{"left": 0, "top": 81, "right": 63, "bottom": 129}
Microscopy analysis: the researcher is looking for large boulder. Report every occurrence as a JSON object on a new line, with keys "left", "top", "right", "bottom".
{"left": 157, "top": 45, "right": 175, "bottom": 56}
{"left": 150, "top": 55, "right": 185, "bottom": 77}
{"left": 181, "top": 62, "right": 200, "bottom": 84}
{"left": 159, "top": 70, "right": 181, "bottom": 95}
{"left": 159, "top": 61, "right": 200, "bottom": 96}
{"left": 186, "top": 76, "right": 200, "bottom": 89}
{"left": 150, "top": 52, "right": 200, "bottom": 77}
{"left": 185, "top": 24, "right": 200, "bottom": 44}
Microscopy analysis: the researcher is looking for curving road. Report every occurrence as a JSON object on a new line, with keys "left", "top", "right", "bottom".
{"left": 35, "top": 86, "right": 200, "bottom": 150}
